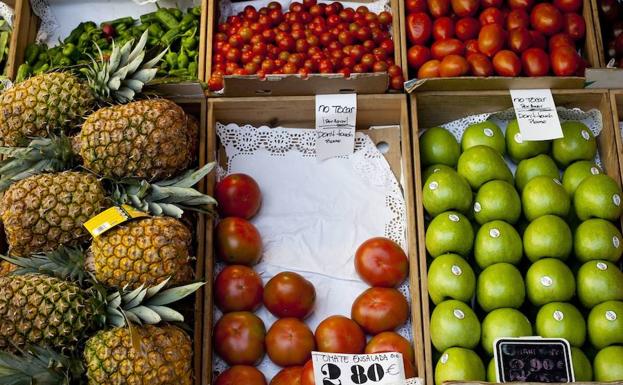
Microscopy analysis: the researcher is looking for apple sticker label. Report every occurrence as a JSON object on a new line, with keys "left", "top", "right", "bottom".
{"left": 510, "top": 89, "right": 563, "bottom": 141}
{"left": 315, "top": 94, "right": 357, "bottom": 160}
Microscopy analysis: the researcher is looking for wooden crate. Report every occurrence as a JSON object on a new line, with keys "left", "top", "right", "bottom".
{"left": 203, "top": 94, "right": 424, "bottom": 385}
{"left": 410, "top": 89, "right": 620, "bottom": 385}
{"left": 611, "top": 90, "right": 623, "bottom": 179}
{"left": 204, "top": 0, "right": 403, "bottom": 96}
{"left": 399, "top": 0, "right": 601, "bottom": 91}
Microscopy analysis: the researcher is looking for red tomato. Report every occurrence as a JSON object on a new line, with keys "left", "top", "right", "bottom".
{"left": 439, "top": 54, "right": 470, "bottom": 76}
{"left": 315, "top": 316, "right": 366, "bottom": 353}
{"left": 549, "top": 33, "right": 574, "bottom": 51}
{"left": 215, "top": 366, "right": 267, "bottom": 385}
{"left": 509, "top": 0, "right": 534, "bottom": 9}
{"left": 433, "top": 17, "right": 455, "bottom": 40}
{"left": 216, "top": 174, "right": 262, "bottom": 219}
{"left": 506, "top": 9, "right": 529, "bottom": 30}
{"left": 215, "top": 265, "right": 263, "bottom": 313}
{"left": 530, "top": 30, "right": 547, "bottom": 49}
{"left": 271, "top": 367, "right": 303, "bottom": 385}
{"left": 365, "top": 332, "right": 416, "bottom": 377}
{"left": 554, "top": 0, "right": 582, "bottom": 13}
{"left": 467, "top": 52, "right": 494, "bottom": 75}
{"left": 451, "top": 0, "right": 480, "bottom": 17}
{"left": 407, "top": 45, "right": 431, "bottom": 69}
{"left": 479, "top": 7, "right": 504, "bottom": 25}
{"left": 478, "top": 24, "right": 506, "bottom": 57}
{"left": 508, "top": 27, "right": 533, "bottom": 53}
{"left": 550, "top": 46, "right": 580, "bottom": 75}
{"left": 427, "top": 0, "right": 451, "bottom": 17}
{"left": 388, "top": 65, "right": 403, "bottom": 77}
{"left": 406, "top": 12, "right": 433, "bottom": 45}
{"left": 390, "top": 75, "right": 405, "bottom": 90}
{"left": 378, "top": 11, "right": 393, "bottom": 25}
{"left": 418, "top": 59, "right": 441, "bottom": 78}
{"left": 481, "top": 0, "right": 502, "bottom": 6}
{"left": 563, "top": 13, "right": 585, "bottom": 40}
{"left": 407, "top": 0, "right": 428, "bottom": 12}
{"left": 521, "top": 47, "right": 550, "bottom": 76}
{"left": 455, "top": 17, "right": 481, "bottom": 41}
{"left": 214, "top": 312, "right": 266, "bottom": 365}
{"left": 264, "top": 272, "right": 316, "bottom": 319}
{"left": 616, "top": 34, "right": 623, "bottom": 57}
{"left": 301, "top": 360, "right": 315, "bottom": 385}
{"left": 431, "top": 38, "right": 465, "bottom": 59}
{"left": 266, "top": 318, "right": 316, "bottom": 367}
{"left": 531, "top": 3, "right": 563, "bottom": 35}
{"left": 215, "top": 218, "right": 262, "bottom": 266}
{"left": 492, "top": 49, "right": 522, "bottom": 76}
{"left": 208, "top": 75, "right": 224, "bottom": 91}
{"left": 465, "top": 39, "right": 480, "bottom": 54}
{"left": 351, "top": 287, "right": 409, "bottom": 335}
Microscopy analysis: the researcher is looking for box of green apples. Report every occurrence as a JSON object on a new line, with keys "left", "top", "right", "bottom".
{"left": 410, "top": 90, "right": 623, "bottom": 385}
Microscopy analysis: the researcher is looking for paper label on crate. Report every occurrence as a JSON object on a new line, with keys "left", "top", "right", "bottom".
{"left": 510, "top": 89, "right": 563, "bottom": 141}
{"left": 311, "top": 351, "right": 406, "bottom": 385}
{"left": 315, "top": 93, "right": 357, "bottom": 160}
{"left": 84, "top": 205, "right": 149, "bottom": 237}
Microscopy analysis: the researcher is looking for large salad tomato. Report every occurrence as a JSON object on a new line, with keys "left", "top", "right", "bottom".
{"left": 315, "top": 315, "right": 366, "bottom": 353}
{"left": 215, "top": 173, "right": 262, "bottom": 219}
{"left": 266, "top": 318, "right": 316, "bottom": 366}
{"left": 215, "top": 265, "right": 264, "bottom": 312}
{"left": 215, "top": 217, "right": 262, "bottom": 266}
{"left": 351, "top": 287, "right": 409, "bottom": 335}
{"left": 355, "top": 237, "right": 409, "bottom": 287}
{"left": 264, "top": 272, "right": 316, "bottom": 319}
{"left": 214, "top": 312, "right": 266, "bottom": 365}
{"left": 215, "top": 366, "right": 267, "bottom": 385}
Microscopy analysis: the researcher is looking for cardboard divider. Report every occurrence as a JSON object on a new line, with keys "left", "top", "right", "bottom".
{"left": 204, "top": 94, "right": 424, "bottom": 385}
{"left": 409, "top": 89, "right": 621, "bottom": 385}
{"left": 400, "top": 0, "right": 601, "bottom": 92}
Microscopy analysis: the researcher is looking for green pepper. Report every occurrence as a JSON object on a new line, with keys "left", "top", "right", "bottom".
{"left": 15, "top": 64, "right": 31, "bottom": 82}
{"left": 33, "top": 63, "right": 49, "bottom": 75}
{"left": 64, "top": 22, "right": 85, "bottom": 45}
{"left": 62, "top": 43, "right": 79, "bottom": 60}
{"left": 95, "top": 38, "right": 109, "bottom": 48}
{"left": 165, "top": 51, "right": 178, "bottom": 69}
{"left": 182, "top": 35, "right": 197, "bottom": 50}
{"left": 156, "top": 9, "right": 180, "bottom": 29}
{"left": 161, "top": 27, "right": 181, "bottom": 45}
{"left": 136, "top": 24, "right": 149, "bottom": 32}
{"left": 140, "top": 11, "right": 159, "bottom": 24}
{"left": 78, "top": 33, "right": 91, "bottom": 47}
{"left": 188, "top": 61, "right": 198, "bottom": 77}
{"left": 37, "top": 51, "right": 50, "bottom": 64}
{"left": 169, "top": 8, "right": 183, "bottom": 20}
{"left": 177, "top": 48, "right": 189, "bottom": 69}
{"left": 169, "top": 68, "right": 188, "bottom": 77}
{"left": 147, "top": 37, "right": 160, "bottom": 47}
{"left": 179, "top": 13, "right": 195, "bottom": 30}
{"left": 157, "top": 68, "right": 169, "bottom": 77}
{"left": 24, "top": 44, "right": 41, "bottom": 64}
{"left": 148, "top": 23, "right": 163, "bottom": 37}
{"left": 100, "top": 17, "right": 135, "bottom": 28}
{"left": 191, "top": 5, "right": 201, "bottom": 17}
{"left": 115, "top": 23, "right": 128, "bottom": 33}
{"left": 84, "top": 21, "right": 97, "bottom": 32}
{"left": 58, "top": 56, "right": 73, "bottom": 67}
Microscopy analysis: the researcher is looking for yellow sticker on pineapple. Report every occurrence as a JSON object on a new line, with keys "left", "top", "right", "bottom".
{"left": 84, "top": 205, "right": 149, "bottom": 237}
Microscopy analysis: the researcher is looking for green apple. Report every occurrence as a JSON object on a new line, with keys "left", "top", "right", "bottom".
{"left": 481, "top": 308, "right": 532, "bottom": 356}
{"left": 514, "top": 154, "right": 560, "bottom": 193}
{"left": 474, "top": 220, "right": 523, "bottom": 269}
{"left": 505, "top": 119, "right": 551, "bottom": 163}
{"left": 473, "top": 180, "right": 521, "bottom": 225}
{"left": 574, "top": 219, "right": 623, "bottom": 263}
{"left": 521, "top": 176, "right": 570, "bottom": 221}
{"left": 588, "top": 300, "right": 623, "bottom": 349}
{"left": 487, "top": 358, "right": 497, "bottom": 382}
{"left": 435, "top": 347, "right": 485, "bottom": 385}
{"left": 423, "top": 164, "right": 456, "bottom": 184}
{"left": 428, "top": 253, "right": 476, "bottom": 305}
{"left": 594, "top": 346, "right": 623, "bottom": 381}
{"left": 552, "top": 121, "right": 597, "bottom": 167}
{"left": 430, "top": 300, "right": 480, "bottom": 352}
{"left": 571, "top": 347, "right": 593, "bottom": 381}
{"left": 423, "top": 168, "right": 473, "bottom": 217}
{"left": 426, "top": 212, "right": 474, "bottom": 258}
{"left": 525, "top": 258, "right": 576, "bottom": 306}
{"left": 574, "top": 174, "right": 623, "bottom": 221}
{"left": 577, "top": 260, "right": 623, "bottom": 309}
{"left": 457, "top": 145, "right": 513, "bottom": 189}
{"left": 421, "top": 127, "right": 461, "bottom": 167}
{"left": 462, "top": 121, "right": 506, "bottom": 154}
{"left": 477, "top": 263, "right": 525, "bottom": 312}
{"left": 535, "top": 302, "right": 586, "bottom": 347}
{"left": 523, "top": 215, "right": 572, "bottom": 262}
{"left": 562, "top": 160, "right": 602, "bottom": 196}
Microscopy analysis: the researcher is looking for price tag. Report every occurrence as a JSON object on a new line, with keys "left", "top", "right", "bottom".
{"left": 83, "top": 205, "right": 149, "bottom": 237}
{"left": 510, "top": 89, "right": 563, "bottom": 141}
{"left": 311, "top": 351, "right": 406, "bottom": 385}
{"left": 494, "top": 337, "right": 575, "bottom": 383}
{"left": 315, "top": 93, "right": 357, "bottom": 160}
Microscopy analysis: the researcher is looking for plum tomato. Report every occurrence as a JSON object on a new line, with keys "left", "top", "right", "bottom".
{"left": 406, "top": 12, "right": 433, "bottom": 45}
{"left": 407, "top": 45, "right": 432, "bottom": 70}
{"left": 215, "top": 265, "right": 264, "bottom": 313}
{"left": 315, "top": 315, "right": 366, "bottom": 353}
{"left": 351, "top": 287, "right": 410, "bottom": 335}
{"left": 530, "top": 30, "right": 547, "bottom": 49}
{"left": 266, "top": 318, "right": 316, "bottom": 366}
{"left": 492, "top": 49, "right": 522, "bottom": 76}
{"left": 554, "top": 0, "right": 582, "bottom": 13}
{"left": 549, "top": 33, "right": 574, "bottom": 51}
{"left": 467, "top": 52, "right": 494, "bottom": 76}
{"left": 478, "top": 24, "right": 506, "bottom": 57}
{"left": 418, "top": 59, "right": 441, "bottom": 78}
{"left": 451, "top": 0, "right": 480, "bottom": 17}
{"left": 215, "top": 366, "right": 267, "bottom": 385}
{"left": 355, "top": 237, "right": 408, "bottom": 287}
{"left": 465, "top": 39, "right": 480, "bottom": 55}
{"left": 531, "top": 3, "right": 563, "bottom": 36}
{"left": 407, "top": 0, "right": 428, "bottom": 12}
{"left": 270, "top": 367, "right": 303, "bottom": 385}
{"left": 215, "top": 217, "right": 262, "bottom": 266}
{"left": 481, "top": 0, "right": 503, "bottom": 7}
{"left": 455, "top": 17, "right": 480, "bottom": 41}
{"left": 214, "top": 312, "right": 266, "bottom": 365}
{"left": 506, "top": 9, "right": 530, "bottom": 30}
{"left": 427, "top": 0, "right": 451, "bottom": 18}
{"left": 215, "top": 173, "right": 262, "bottom": 219}
{"left": 508, "top": 27, "right": 533, "bottom": 53}
{"left": 433, "top": 17, "right": 455, "bottom": 40}
{"left": 264, "top": 272, "right": 316, "bottom": 319}
{"left": 509, "top": 0, "right": 534, "bottom": 10}
{"left": 439, "top": 54, "right": 470, "bottom": 76}
{"left": 479, "top": 7, "right": 504, "bottom": 25}
{"left": 431, "top": 38, "right": 465, "bottom": 59}
{"left": 563, "top": 13, "right": 585, "bottom": 40}
{"left": 521, "top": 47, "right": 550, "bottom": 76}
{"left": 550, "top": 45, "right": 580, "bottom": 75}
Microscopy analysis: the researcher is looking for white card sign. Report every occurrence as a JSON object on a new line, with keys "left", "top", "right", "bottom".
{"left": 315, "top": 94, "right": 357, "bottom": 160}
{"left": 510, "top": 89, "right": 563, "bottom": 141}
{"left": 311, "top": 351, "right": 406, "bottom": 385}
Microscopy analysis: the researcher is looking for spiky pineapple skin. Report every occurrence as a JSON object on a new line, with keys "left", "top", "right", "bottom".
{"left": 1, "top": 171, "right": 108, "bottom": 256}
{"left": 0, "top": 274, "right": 95, "bottom": 350}
{"left": 79, "top": 99, "right": 197, "bottom": 181}
{"left": 89, "top": 217, "right": 193, "bottom": 290}
{"left": 0, "top": 72, "right": 95, "bottom": 146}
{"left": 84, "top": 325, "right": 193, "bottom": 385}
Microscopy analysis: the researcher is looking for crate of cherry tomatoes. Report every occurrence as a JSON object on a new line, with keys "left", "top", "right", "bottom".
{"left": 400, "top": 0, "right": 601, "bottom": 91}
{"left": 205, "top": 0, "right": 406, "bottom": 95}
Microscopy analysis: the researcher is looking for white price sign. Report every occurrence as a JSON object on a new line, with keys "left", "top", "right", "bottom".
{"left": 311, "top": 351, "right": 406, "bottom": 385}
{"left": 315, "top": 93, "right": 357, "bottom": 160}
{"left": 510, "top": 89, "right": 563, "bottom": 141}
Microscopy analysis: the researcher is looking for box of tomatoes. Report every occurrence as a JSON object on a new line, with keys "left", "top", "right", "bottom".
{"left": 400, "top": 0, "right": 602, "bottom": 91}
{"left": 203, "top": 94, "right": 426, "bottom": 385}
{"left": 584, "top": 0, "right": 623, "bottom": 88}
{"left": 205, "top": 0, "right": 407, "bottom": 96}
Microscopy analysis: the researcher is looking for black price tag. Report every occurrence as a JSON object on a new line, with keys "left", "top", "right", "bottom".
{"left": 494, "top": 338, "right": 575, "bottom": 383}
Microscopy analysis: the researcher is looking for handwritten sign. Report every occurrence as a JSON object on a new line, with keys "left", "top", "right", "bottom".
{"left": 510, "top": 89, "right": 563, "bottom": 141}
{"left": 311, "top": 351, "right": 406, "bottom": 385}
{"left": 494, "top": 338, "right": 575, "bottom": 383}
{"left": 315, "top": 94, "right": 357, "bottom": 160}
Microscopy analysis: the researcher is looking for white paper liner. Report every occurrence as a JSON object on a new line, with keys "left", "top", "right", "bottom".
{"left": 212, "top": 123, "right": 412, "bottom": 381}
{"left": 0, "top": 1, "right": 13, "bottom": 27}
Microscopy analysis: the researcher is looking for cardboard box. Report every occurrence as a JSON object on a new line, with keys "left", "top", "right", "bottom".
{"left": 400, "top": 0, "right": 601, "bottom": 92}
{"left": 204, "top": 94, "right": 424, "bottom": 385}
{"left": 204, "top": 0, "right": 404, "bottom": 96}
{"left": 410, "top": 89, "right": 621, "bottom": 385}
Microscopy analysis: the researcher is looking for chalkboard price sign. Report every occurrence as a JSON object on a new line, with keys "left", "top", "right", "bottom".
{"left": 493, "top": 338, "right": 575, "bottom": 383}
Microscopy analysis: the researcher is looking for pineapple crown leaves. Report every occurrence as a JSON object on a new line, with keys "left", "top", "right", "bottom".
{"left": 1, "top": 246, "right": 87, "bottom": 284}
{"left": 0, "top": 344, "right": 83, "bottom": 385}
{"left": 109, "top": 162, "right": 218, "bottom": 218}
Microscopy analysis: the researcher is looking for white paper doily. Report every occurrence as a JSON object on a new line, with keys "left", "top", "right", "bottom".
{"left": 0, "top": 2, "right": 13, "bottom": 27}
{"left": 213, "top": 123, "right": 412, "bottom": 381}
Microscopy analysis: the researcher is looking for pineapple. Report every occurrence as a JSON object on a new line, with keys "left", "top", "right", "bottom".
{"left": 1, "top": 171, "right": 107, "bottom": 256}
{"left": 84, "top": 325, "right": 193, "bottom": 385}
{"left": 0, "top": 31, "right": 164, "bottom": 147}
